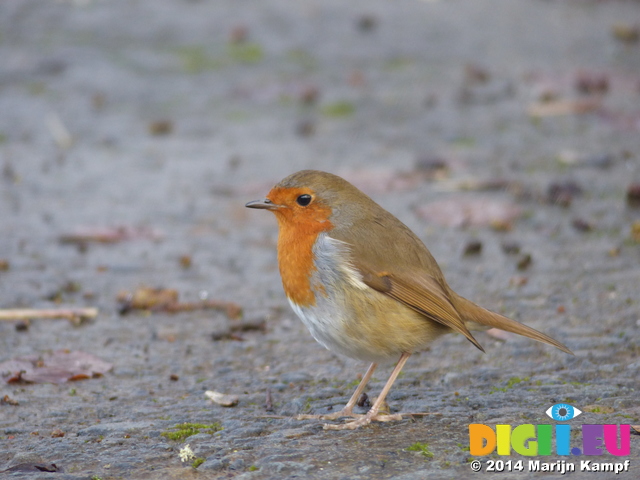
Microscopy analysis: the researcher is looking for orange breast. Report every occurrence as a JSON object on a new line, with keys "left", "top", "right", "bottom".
{"left": 276, "top": 222, "right": 320, "bottom": 307}
{"left": 269, "top": 189, "right": 333, "bottom": 307}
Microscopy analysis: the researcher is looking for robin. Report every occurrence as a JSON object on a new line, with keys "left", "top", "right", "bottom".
{"left": 246, "top": 170, "right": 572, "bottom": 430}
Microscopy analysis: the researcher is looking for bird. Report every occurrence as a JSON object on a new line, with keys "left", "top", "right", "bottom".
{"left": 246, "top": 170, "right": 572, "bottom": 430}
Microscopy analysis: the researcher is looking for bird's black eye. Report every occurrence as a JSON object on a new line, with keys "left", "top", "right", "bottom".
{"left": 296, "top": 194, "right": 312, "bottom": 206}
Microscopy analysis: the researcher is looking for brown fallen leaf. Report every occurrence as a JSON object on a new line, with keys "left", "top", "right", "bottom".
{"left": 631, "top": 222, "right": 640, "bottom": 242}
{"left": 117, "top": 287, "right": 179, "bottom": 312}
{"left": 627, "top": 183, "right": 640, "bottom": 208}
{"left": 527, "top": 98, "right": 600, "bottom": 117}
{"left": 179, "top": 255, "right": 192, "bottom": 269}
{"left": 148, "top": 120, "right": 173, "bottom": 136}
{"left": 612, "top": 23, "right": 639, "bottom": 44}
{"left": 59, "top": 226, "right": 163, "bottom": 245}
{"left": 463, "top": 240, "right": 482, "bottom": 256}
{"left": 415, "top": 197, "right": 522, "bottom": 228}
{"left": 509, "top": 276, "right": 528, "bottom": 287}
{"left": 574, "top": 71, "right": 609, "bottom": 96}
{"left": 1, "top": 394, "right": 19, "bottom": 406}
{"left": 338, "top": 161, "right": 454, "bottom": 195}
{"left": 0, "top": 350, "right": 113, "bottom": 385}
{"left": 211, "top": 319, "right": 266, "bottom": 341}
{"left": 205, "top": 390, "right": 239, "bottom": 407}
{"left": 211, "top": 331, "right": 244, "bottom": 341}
{"left": 608, "top": 247, "right": 621, "bottom": 257}
{"left": 435, "top": 178, "right": 526, "bottom": 196}
{"left": 117, "top": 287, "right": 242, "bottom": 319}
{"left": 516, "top": 253, "right": 533, "bottom": 271}
{"left": 338, "top": 167, "right": 423, "bottom": 194}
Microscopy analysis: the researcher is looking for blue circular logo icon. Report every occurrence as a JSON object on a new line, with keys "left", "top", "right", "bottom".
{"left": 545, "top": 403, "right": 582, "bottom": 421}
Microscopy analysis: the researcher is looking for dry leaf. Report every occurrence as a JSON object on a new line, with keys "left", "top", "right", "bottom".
{"left": 338, "top": 167, "right": 422, "bottom": 194}
{"left": 528, "top": 99, "right": 600, "bottom": 117}
{"left": 415, "top": 197, "right": 522, "bottom": 228}
{"left": 59, "top": 226, "right": 163, "bottom": 245}
{"left": 632, "top": 222, "right": 640, "bottom": 242}
{"left": 117, "top": 287, "right": 243, "bottom": 319}
{"left": 627, "top": 184, "right": 640, "bottom": 208}
{"left": 117, "top": 287, "right": 179, "bottom": 312}
{"left": 148, "top": 120, "right": 173, "bottom": 136}
{"left": 612, "top": 23, "right": 639, "bottom": 44}
{"left": 1, "top": 394, "right": 19, "bottom": 405}
{"left": 211, "top": 319, "right": 266, "bottom": 341}
{"left": 0, "top": 350, "right": 113, "bottom": 384}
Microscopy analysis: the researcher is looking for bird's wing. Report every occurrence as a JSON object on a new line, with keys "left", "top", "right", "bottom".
{"left": 358, "top": 266, "right": 485, "bottom": 352}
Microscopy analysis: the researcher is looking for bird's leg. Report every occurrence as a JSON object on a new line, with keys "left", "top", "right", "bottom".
{"left": 324, "top": 352, "right": 411, "bottom": 430}
{"left": 296, "top": 362, "right": 377, "bottom": 420}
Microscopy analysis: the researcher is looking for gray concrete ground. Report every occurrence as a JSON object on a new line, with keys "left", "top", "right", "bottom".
{"left": 1, "top": 0, "right": 639, "bottom": 478}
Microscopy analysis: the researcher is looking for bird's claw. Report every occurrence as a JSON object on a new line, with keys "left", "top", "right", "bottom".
{"left": 296, "top": 411, "right": 363, "bottom": 421}
{"left": 322, "top": 412, "right": 403, "bottom": 430}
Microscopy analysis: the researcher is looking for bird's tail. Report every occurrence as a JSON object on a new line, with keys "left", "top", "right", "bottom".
{"left": 451, "top": 293, "right": 573, "bottom": 355}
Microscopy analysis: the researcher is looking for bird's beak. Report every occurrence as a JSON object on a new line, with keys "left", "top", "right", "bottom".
{"left": 245, "top": 198, "right": 280, "bottom": 210}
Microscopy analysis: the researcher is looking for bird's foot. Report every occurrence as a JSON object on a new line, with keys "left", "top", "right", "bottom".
{"left": 322, "top": 412, "right": 403, "bottom": 430}
{"left": 296, "top": 409, "right": 362, "bottom": 421}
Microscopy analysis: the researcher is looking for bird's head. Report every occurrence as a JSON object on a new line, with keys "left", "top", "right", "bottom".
{"left": 246, "top": 170, "right": 368, "bottom": 234}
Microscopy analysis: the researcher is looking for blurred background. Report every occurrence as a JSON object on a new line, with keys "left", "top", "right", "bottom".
{"left": 2, "top": 0, "right": 639, "bottom": 304}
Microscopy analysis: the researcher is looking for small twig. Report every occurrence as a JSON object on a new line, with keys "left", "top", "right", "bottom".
{"left": 0, "top": 308, "right": 98, "bottom": 326}
{"left": 265, "top": 388, "right": 274, "bottom": 412}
